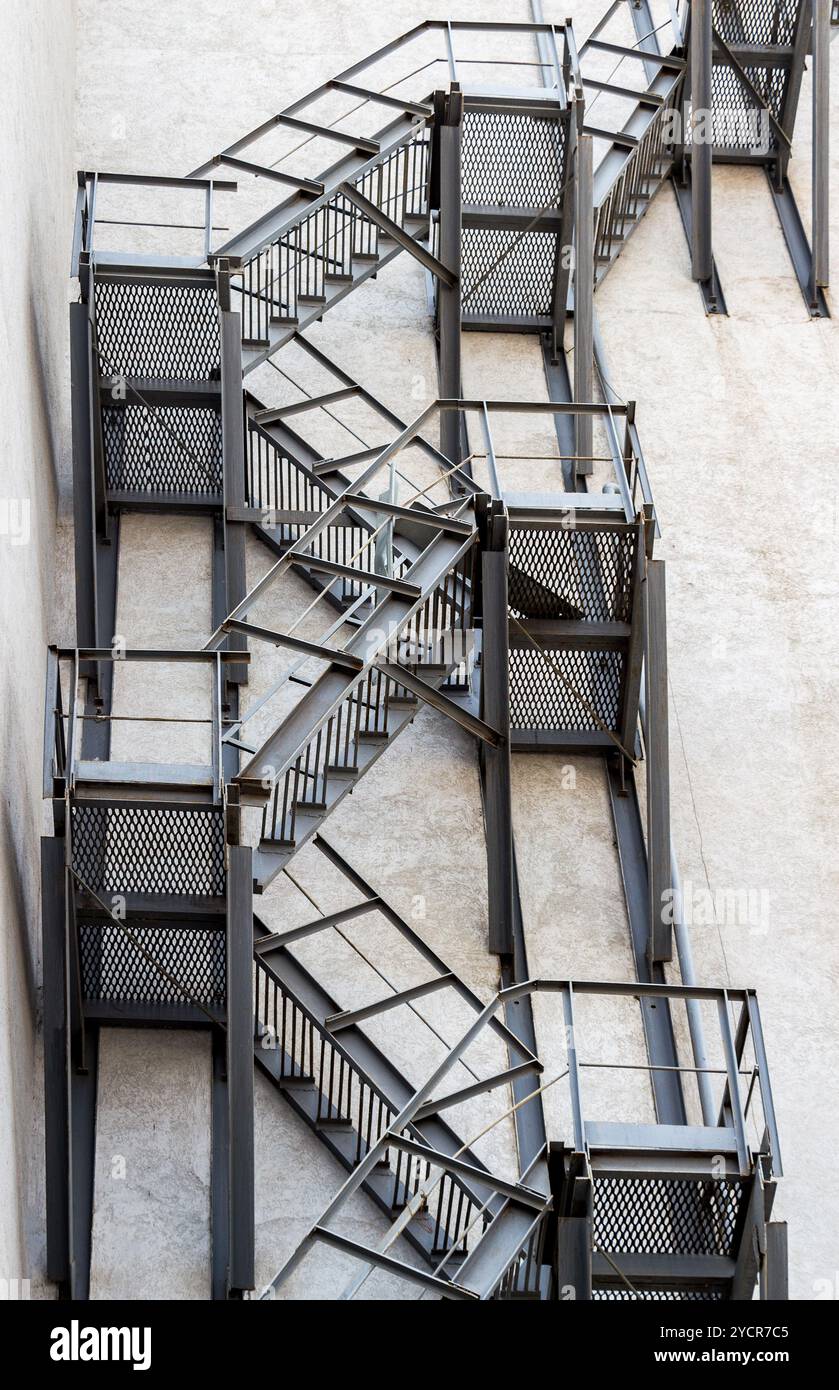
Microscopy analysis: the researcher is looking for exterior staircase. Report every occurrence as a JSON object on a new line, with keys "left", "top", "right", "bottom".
{"left": 206, "top": 111, "right": 435, "bottom": 372}
{"left": 250, "top": 837, "right": 549, "bottom": 1297}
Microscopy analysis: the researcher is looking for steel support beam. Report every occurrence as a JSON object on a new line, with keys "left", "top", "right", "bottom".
{"left": 45, "top": 839, "right": 99, "bottom": 1301}
{"left": 813, "top": 0, "right": 830, "bottom": 295}
{"left": 68, "top": 1031, "right": 98, "bottom": 1301}
{"left": 606, "top": 766, "right": 686, "bottom": 1124}
{"left": 211, "top": 1027, "right": 230, "bottom": 1301}
{"left": 70, "top": 304, "right": 97, "bottom": 666}
{"left": 226, "top": 844, "right": 255, "bottom": 1295}
{"left": 436, "top": 86, "right": 464, "bottom": 473}
{"left": 479, "top": 499, "right": 514, "bottom": 955}
{"left": 761, "top": 1221, "right": 789, "bottom": 1300}
{"left": 573, "top": 129, "right": 594, "bottom": 477}
{"left": 644, "top": 559, "right": 672, "bottom": 964}
{"left": 42, "top": 837, "right": 70, "bottom": 1291}
{"left": 556, "top": 1216, "right": 592, "bottom": 1300}
{"left": 212, "top": 514, "right": 240, "bottom": 785}
{"left": 690, "top": 0, "right": 713, "bottom": 286}
{"left": 221, "top": 310, "right": 248, "bottom": 687}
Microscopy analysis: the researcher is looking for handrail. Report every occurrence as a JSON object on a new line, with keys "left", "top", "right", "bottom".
{"left": 252, "top": 945, "right": 496, "bottom": 1263}
{"left": 71, "top": 170, "right": 237, "bottom": 278}
{"left": 496, "top": 978, "right": 782, "bottom": 1180}
{"left": 193, "top": 17, "right": 579, "bottom": 186}
{"left": 46, "top": 648, "right": 248, "bottom": 800}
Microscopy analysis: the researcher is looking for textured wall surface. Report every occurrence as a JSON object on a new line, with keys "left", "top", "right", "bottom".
{"left": 12, "top": 0, "right": 839, "bottom": 1300}
{"left": 0, "top": 0, "right": 75, "bottom": 1291}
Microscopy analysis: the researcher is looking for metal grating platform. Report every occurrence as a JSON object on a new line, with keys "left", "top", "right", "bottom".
{"left": 79, "top": 919, "right": 226, "bottom": 1005}
{"left": 712, "top": 0, "right": 798, "bottom": 46}
{"left": 71, "top": 802, "right": 226, "bottom": 898}
{"left": 509, "top": 524, "right": 637, "bottom": 623}
{"left": 462, "top": 227, "right": 556, "bottom": 317}
{"left": 462, "top": 108, "right": 567, "bottom": 207}
{"left": 592, "top": 1175, "right": 744, "bottom": 1258}
{"left": 103, "top": 401, "right": 223, "bottom": 496}
{"left": 94, "top": 278, "right": 220, "bottom": 380}
{"left": 509, "top": 645, "right": 624, "bottom": 731}
{"left": 594, "top": 1286, "right": 726, "bottom": 1301}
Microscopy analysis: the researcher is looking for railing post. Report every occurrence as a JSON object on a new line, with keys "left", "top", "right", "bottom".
{"left": 226, "top": 843, "right": 255, "bottom": 1296}
{"left": 718, "top": 991, "right": 751, "bottom": 1177}
{"left": 436, "top": 84, "right": 463, "bottom": 475}
{"left": 479, "top": 497, "right": 514, "bottom": 955}
{"left": 690, "top": 0, "right": 713, "bottom": 284}
{"left": 562, "top": 984, "right": 585, "bottom": 1152}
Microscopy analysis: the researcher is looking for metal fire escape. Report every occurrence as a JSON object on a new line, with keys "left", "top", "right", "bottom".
{"left": 43, "top": 1, "right": 828, "bottom": 1301}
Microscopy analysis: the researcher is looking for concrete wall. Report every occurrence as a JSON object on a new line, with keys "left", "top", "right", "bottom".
{"left": 0, "top": 0, "right": 76, "bottom": 1291}
{"left": 11, "top": 0, "right": 837, "bottom": 1300}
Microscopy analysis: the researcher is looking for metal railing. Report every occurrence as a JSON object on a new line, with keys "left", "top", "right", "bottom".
{"left": 232, "top": 125, "right": 432, "bottom": 343}
{"left": 549, "top": 979, "right": 783, "bottom": 1181}
{"left": 43, "top": 646, "right": 245, "bottom": 802}
{"left": 244, "top": 415, "right": 414, "bottom": 603}
{"left": 259, "top": 546, "right": 474, "bottom": 845}
{"left": 593, "top": 94, "right": 681, "bottom": 280}
{"left": 253, "top": 952, "right": 489, "bottom": 1262}
{"left": 71, "top": 170, "right": 237, "bottom": 277}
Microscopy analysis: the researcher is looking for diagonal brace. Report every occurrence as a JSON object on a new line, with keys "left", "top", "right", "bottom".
{"left": 388, "top": 1135, "right": 549, "bottom": 1211}
{"left": 325, "top": 973, "right": 455, "bottom": 1033}
{"left": 222, "top": 618, "right": 364, "bottom": 672}
{"left": 413, "top": 1060, "right": 544, "bottom": 1121}
{"left": 311, "top": 1227, "right": 477, "bottom": 1299}
{"left": 376, "top": 662, "right": 502, "bottom": 747}
{"left": 339, "top": 182, "right": 457, "bottom": 286}
{"left": 254, "top": 899, "right": 380, "bottom": 953}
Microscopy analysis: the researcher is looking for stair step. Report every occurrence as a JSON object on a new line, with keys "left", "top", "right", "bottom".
{"left": 242, "top": 336, "right": 270, "bottom": 349}
{"left": 325, "top": 272, "right": 355, "bottom": 284}
{"left": 325, "top": 763, "right": 360, "bottom": 777}
{"left": 277, "top": 1073, "right": 316, "bottom": 1089}
{"left": 358, "top": 729, "right": 390, "bottom": 741}
{"left": 270, "top": 313, "right": 299, "bottom": 326}
{"left": 353, "top": 251, "right": 380, "bottom": 263}
{"left": 315, "top": 1116, "right": 355, "bottom": 1132}
{"left": 298, "top": 292, "right": 327, "bottom": 305}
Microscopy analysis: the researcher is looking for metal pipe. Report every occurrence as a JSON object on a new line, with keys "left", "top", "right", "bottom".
{"left": 639, "top": 682, "right": 716, "bottom": 1124}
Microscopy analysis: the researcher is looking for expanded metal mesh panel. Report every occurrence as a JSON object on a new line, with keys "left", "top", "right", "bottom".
{"left": 462, "top": 228, "right": 556, "bottom": 317}
{"left": 509, "top": 646, "right": 624, "bottom": 731}
{"left": 710, "top": 63, "right": 785, "bottom": 152}
{"left": 94, "top": 279, "right": 220, "bottom": 380}
{"left": 79, "top": 920, "right": 225, "bottom": 1005}
{"left": 593, "top": 1176, "right": 744, "bottom": 1258}
{"left": 102, "top": 403, "right": 223, "bottom": 496}
{"left": 594, "top": 1286, "right": 725, "bottom": 1301}
{"left": 713, "top": 0, "right": 800, "bottom": 46}
{"left": 462, "top": 109, "right": 567, "bottom": 207}
{"left": 509, "top": 526, "right": 637, "bottom": 623}
{"left": 71, "top": 803, "right": 226, "bottom": 897}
